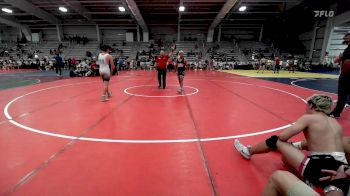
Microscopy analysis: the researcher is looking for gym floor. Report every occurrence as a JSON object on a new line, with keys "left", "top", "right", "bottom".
{"left": 0, "top": 69, "right": 348, "bottom": 195}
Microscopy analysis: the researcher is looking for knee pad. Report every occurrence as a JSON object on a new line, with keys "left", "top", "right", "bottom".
{"left": 265, "top": 135, "right": 279, "bottom": 150}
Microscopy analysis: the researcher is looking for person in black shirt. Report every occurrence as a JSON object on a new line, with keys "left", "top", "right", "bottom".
{"left": 54, "top": 53, "right": 63, "bottom": 76}
{"left": 330, "top": 33, "right": 350, "bottom": 117}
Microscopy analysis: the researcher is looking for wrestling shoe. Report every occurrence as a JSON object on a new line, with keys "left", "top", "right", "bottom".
{"left": 100, "top": 95, "right": 109, "bottom": 102}
{"left": 234, "top": 139, "right": 251, "bottom": 159}
{"left": 108, "top": 91, "right": 112, "bottom": 98}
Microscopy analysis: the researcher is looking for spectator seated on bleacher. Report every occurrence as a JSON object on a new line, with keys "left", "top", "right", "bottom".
{"left": 117, "top": 58, "right": 125, "bottom": 70}
{"left": 70, "top": 60, "right": 90, "bottom": 77}
{"left": 86, "top": 60, "right": 99, "bottom": 76}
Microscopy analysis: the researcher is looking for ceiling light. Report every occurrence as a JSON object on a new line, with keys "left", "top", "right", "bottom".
{"left": 118, "top": 6, "right": 126, "bottom": 12}
{"left": 179, "top": 6, "right": 185, "bottom": 12}
{"left": 1, "top": 8, "right": 13, "bottom": 14}
{"left": 59, "top": 7, "right": 68, "bottom": 12}
{"left": 239, "top": 6, "right": 247, "bottom": 12}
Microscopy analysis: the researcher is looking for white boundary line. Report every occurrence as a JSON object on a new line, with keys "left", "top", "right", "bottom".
{"left": 124, "top": 85, "right": 199, "bottom": 98}
{"left": 291, "top": 78, "right": 337, "bottom": 95}
{"left": 3, "top": 80, "right": 306, "bottom": 143}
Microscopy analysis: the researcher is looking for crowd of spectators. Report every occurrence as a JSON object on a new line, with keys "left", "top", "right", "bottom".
{"left": 0, "top": 40, "right": 341, "bottom": 75}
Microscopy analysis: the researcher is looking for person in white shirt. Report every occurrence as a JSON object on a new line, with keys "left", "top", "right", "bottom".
{"left": 97, "top": 45, "right": 114, "bottom": 102}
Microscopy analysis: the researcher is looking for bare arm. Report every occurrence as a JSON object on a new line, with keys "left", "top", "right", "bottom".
{"left": 343, "top": 137, "right": 350, "bottom": 163}
{"left": 278, "top": 115, "right": 309, "bottom": 141}
{"left": 108, "top": 55, "right": 114, "bottom": 71}
{"left": 334, "top": 54, "right": 342, "bottom": 64}
{"left": 184, "top": 59, "right": 189, "bottom": 69}
{"left": 168, "top": 44, "right": 175, "bottom": 57}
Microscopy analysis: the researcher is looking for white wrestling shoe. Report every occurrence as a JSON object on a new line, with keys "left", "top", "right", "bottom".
{"left": 234, "top": 139, "right": 251, "bottom": 159}
{"left": 177, "top": 87, "right": 183, "bottom": 93}
{"left": 108, "top": 91, "right": 112, "bottom": 98}
{"left": 100, "top": 95, "right": 109, "bottom": 102}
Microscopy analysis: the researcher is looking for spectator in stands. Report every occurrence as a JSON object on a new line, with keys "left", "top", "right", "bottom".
{"left": 72, "top": 57, "right": 76, "bottom": 67}
{"left": 167, "top": 58, "right": 174, "bottom": 72}
{"left": 117, "top": 58, "right": 124, "bottom": 70}
{"left": 288, "top": 55, "right": 296, "bottom": 73}
{"left": 136, "top": 60, "right": 141, "bottom": 70}
{"left": 90, "top": 60, "right": 99, "bottom": 76}
{"left": 35, "top": 59, "right": 40, "bottom": 69}
{"left": 86, "top": 51, "right": 92, "bottom": 58}
{"left": 274, "top": 56, "right": 281, "bottom": 74}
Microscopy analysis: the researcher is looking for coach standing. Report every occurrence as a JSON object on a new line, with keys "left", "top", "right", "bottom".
{"left": 155, "top": 44, "right": 175, "bottom": 89}
{"left": 330, "top": 32, "right": 350, "bottom": 118}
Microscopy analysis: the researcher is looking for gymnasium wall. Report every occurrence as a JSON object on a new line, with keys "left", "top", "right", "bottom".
{"left": 298, "top": 20, "right": 327, "bottom": 63}
{"left": 100, "top": 29, "right": 126, "bottom": 43}
{"left": 41, "top": 28, "right": 58, "bottom": 41}
{"left": 0, "top": 26, "right": 20, "bottom": 42}
{"left": 221, "top": 29, "right": 256, "bottom": 41}
{"left": 63, "top": 26, "right": 97, "bottom": 41}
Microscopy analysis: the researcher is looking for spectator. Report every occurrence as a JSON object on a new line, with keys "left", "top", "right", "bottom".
{"left": 54, "top": 53, "right": 63, "bottom": 76}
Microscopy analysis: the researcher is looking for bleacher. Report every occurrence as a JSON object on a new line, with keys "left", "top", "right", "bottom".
{"left": 107, "top": 41, "right": 133, "bottom": 59}
{"left": 64, "top": 41, "right": 99, "bottom": 60}
{"left": 136, "top": 42, "right": 152, "bottom": 61}
{"left": 0, "top": 43, "right": 19, "bottom": 60}
{"left": 0, "top": 40, "right": 273, "bottom": 68}
{"left": 206, "top": 42, "right": 245, "bottom": 64}
{"left": 240, "top": 41, "right": 273, "bottom": 62}
{"left": 175, "top": 41, "right": 203, "bottom": 63}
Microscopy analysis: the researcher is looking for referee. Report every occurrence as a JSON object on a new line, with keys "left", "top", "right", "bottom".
{"left": 155, "top": 44, "right": 175, "bottom": 89}
{"left": 330, "top": 32, "right": 350, "bottom": 118}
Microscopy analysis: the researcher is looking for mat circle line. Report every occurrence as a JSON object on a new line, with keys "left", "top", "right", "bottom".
{"left": 124, "top": 85, "right": 199, "bottom": 98}
{"left": 4, "top": 80, "right": 306, "bottom": 143}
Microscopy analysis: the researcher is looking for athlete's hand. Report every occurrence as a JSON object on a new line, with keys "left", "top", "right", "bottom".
{"left": 320, "top": 165, "right": 350, "bottom": 182}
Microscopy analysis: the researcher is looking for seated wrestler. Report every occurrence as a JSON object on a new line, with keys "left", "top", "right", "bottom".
{"left": 234, "top": 94, "right": 348, "bottom": 188}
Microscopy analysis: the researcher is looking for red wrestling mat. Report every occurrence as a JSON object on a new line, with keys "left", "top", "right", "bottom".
{"left": 0, "top": 70, "right": 349, "bottom": 195}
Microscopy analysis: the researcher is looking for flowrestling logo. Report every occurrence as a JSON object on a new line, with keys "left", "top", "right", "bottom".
{"left": 314, "top": 10, "right": 335, "bottom": 17}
